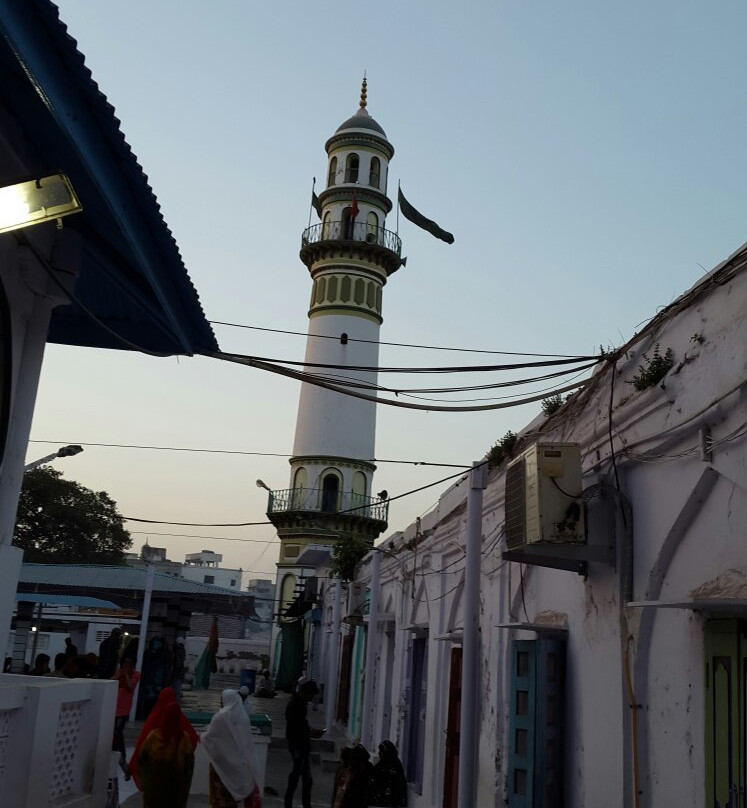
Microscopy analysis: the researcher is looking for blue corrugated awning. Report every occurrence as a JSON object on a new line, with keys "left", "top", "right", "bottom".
{"left": 16, "top": 593, "right": 121, "bottom": 609}
{"left": 0, "top": 0, "right": 219, "bottom": 356}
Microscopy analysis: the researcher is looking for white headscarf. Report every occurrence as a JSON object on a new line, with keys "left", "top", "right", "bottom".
{"left": 201, "top": 689, "right": 261, "bottom": 800}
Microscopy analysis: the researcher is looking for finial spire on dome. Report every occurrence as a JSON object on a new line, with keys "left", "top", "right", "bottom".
{"left": 359, "top": 74, "right": 367, "bottom": 109}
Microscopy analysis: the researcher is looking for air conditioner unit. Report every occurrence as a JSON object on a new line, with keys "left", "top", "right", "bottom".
{"left": 505, "top": 443, "right": 585, "bottom": 551}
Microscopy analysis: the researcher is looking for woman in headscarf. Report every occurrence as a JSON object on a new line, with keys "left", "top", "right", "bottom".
{"left": 129, "top": 687, "right": 199, "bottom": 791}
{"left": 201, "top": 689, "right": 262, "bottom": 808}
{"left": 339, "top": 744, "right": 374, "bottom": 808}
{"left": 370, "top": 741, "right": 407, "bottom": 807}
{"left": 136, "top": 702, "right": 195, "bottom": 808}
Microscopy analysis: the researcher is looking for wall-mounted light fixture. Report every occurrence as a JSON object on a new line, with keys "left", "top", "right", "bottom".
{"left": 0, "top": 173, "right": 82, "bottom": 234}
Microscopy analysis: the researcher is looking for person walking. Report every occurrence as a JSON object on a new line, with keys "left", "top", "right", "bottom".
{"left": 129, "top": 687, "right": 199, "bottom": 789}
{"left": 201, "top": 689, "right": 262, "bottom": 808}
{"left": 98, "top": 628, "right": 122, "bottom": 679}
{"left": 284, "top": 680, "right": 322, "bottom": 808}
{"left": 134, "top": 701, "right": 196, "bottom": 808}
{"left": 171, "top": 637, "right": 187, "bottom": 699}
{"left": 369, "top": 741, "right": 407, "bottom": 807}
{"left": 112, "top": 658, "right": 140, "bottom": 778}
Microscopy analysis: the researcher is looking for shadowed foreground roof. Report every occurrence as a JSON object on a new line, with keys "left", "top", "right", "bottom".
{"left": 0, "top": 0, "right": 218, "bottom": 355}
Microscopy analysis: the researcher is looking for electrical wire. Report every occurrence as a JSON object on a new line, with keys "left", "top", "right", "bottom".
{"left": 113, "top": 463, "right": 482, "bottom": 529}
{"left": 398, "top": 366, "right": 595, "bottom": 403}
{"left": 298, "top": 361, "right": 598, "bottom": 398}
{"left": 222, "top": 350, "right": 602, "bottom": 375}
{"left": 28, "top": 440, "right": 291, "bottom": 458}
{"left": 336, "top": 463, "right": 476, "bottom": 516}
{"left": 27, "top": 440, "right": 470, "bottom": 469}
{"left": 519, "top": 564, "right": 530, "bottom": 622}
{"left": 212, "top": 352, "right": 591, "bottom": 413}
{"left": 124, "top": 516, "right": 273, "bottom": 527}
{"left": 209, "top": 319, "right": 596, "bottom": 359}
{"left": 129, "top": 530, "right": 278, "bottom": 544}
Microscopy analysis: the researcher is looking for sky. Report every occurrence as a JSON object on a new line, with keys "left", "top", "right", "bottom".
{"left": 28, "top": 0, "right": 747, "bottom": 579}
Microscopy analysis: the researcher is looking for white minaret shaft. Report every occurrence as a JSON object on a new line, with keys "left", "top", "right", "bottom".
{"left": 268, "top": 81, "right": 403, "bottom": 686}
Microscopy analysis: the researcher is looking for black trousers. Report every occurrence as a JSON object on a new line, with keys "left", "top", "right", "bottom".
{"left": 285, "top": 746, "right": 313, "bottom": 808}
{"left": 112, "top": 715, "right": 127, "bottom": 756}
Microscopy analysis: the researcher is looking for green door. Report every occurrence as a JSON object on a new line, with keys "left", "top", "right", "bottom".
{"left": 705, "top": 620, "right": 746, "bottom": 808}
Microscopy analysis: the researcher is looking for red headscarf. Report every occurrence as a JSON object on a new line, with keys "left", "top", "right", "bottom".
{"left": 128, "top": 687, "right": 198, "bottom": 789}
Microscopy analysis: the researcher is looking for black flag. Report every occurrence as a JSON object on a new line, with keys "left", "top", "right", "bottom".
{"left": 398, "top": 188, "right": 454, "bottom": 244}
{"left": 311, "top": 191, "right": 322, "bottom": 219}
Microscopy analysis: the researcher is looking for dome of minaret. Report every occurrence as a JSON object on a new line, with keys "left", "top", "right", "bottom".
{"left": 335, "top": 76, "right": 388, "bottom": 140}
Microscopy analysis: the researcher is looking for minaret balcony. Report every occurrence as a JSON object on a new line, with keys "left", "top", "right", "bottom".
{"left": 300, "top": 221, "right": 402, "bottom": 273}
{"left": 265, "top": 487, "right": 389, "bottom": 527}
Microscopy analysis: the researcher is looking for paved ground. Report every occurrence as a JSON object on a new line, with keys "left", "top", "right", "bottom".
{"left": 119, "top": 676, "right": 340, "bottom": 808}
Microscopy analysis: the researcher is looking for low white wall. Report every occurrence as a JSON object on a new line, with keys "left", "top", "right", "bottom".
{"left": 0, "top": 674, "right": 116, "bottom": 808}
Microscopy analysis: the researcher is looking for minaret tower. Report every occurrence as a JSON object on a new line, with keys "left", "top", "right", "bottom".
{"left": 267, "top": 80, "right": 402, "bottom": 647}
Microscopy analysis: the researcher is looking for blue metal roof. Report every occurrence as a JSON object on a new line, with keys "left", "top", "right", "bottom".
{"left": 16, "top": 592, "right": 121, "bottom": 609}
{"left": 19, "top": 563, "right": 249, "bottom": 598}
{"left": 0, "top": 1, "right": 218, "bottom": 355}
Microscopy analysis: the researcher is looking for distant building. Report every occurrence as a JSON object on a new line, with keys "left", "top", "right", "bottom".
{"left": 182, "top": 550, "right": 242, "bottom": 590}
{"left": 127, "top": 545, "right": 243, "bottom": 590}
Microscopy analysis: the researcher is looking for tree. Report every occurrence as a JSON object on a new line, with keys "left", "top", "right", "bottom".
{"left": 330, "top": 534, "right": 371, "bottom": 581}
{"left": 13, "top": 466, "right": 131, "bottom": 564}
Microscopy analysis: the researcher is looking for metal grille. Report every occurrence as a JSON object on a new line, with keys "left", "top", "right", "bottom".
{"left": 505, "top": 459, "right": 527, "bottom": 550}
{"left": 0, "top": 708, "right": 17, "bottom": 790}
{"left": 49, "top": 701, "right": 84, "bottom": 803}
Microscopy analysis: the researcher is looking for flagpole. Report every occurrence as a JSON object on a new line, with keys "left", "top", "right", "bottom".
{"left": 396, "top": 179, "right": 400, "bottom": 235}
{"left": 308, "top": 177, "right": 316, "bottom": 229}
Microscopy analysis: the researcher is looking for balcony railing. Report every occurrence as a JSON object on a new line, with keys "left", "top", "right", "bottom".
{"left": 302, "top": 221, "right": 402, "bottom": 257}
{"left": 268, "top": 487, "right": 389, "bottom": 523}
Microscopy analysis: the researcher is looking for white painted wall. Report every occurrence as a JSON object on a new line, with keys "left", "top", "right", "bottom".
{"left": 337, "top": 255, "right": 747, "bottom": 808}
{"left": 0, "top": 674, "right": 116, "bottom": 808}
{"left": 0, "top": 230, "right": 80, "bottom": 661}
{"left": 292, "top": 312, "right": 380, "bottom": 464}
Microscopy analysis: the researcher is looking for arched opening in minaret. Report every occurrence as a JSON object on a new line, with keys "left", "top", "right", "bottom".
{"left": 321, "top": 472, "right": 341, "bottom": 513}
{"left": 366, "top": 212, "right": 379, "bottom": 243}
{"left": 341, "top": 207, "right": 355, "bottom": 240}
{"left": 327, "top": 156, "right": 338, "bottom": 187}
{"left": 345, "top": 153, "right": 359, "bottom": 183}
{"left": 292, "top": 467, "right": 307, "bottom": 508}
{"left": 369, "top": 156, "right": 380, "bottom": 188}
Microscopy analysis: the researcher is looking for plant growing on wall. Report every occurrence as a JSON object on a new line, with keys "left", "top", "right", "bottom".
{"left": 541, "top": 394, "right": 564, "bottom": 416}
{"left": 629, "top": 344, "right": 674, "bottom": 391}
{"left": 330, "top": 534, "right": 371, "bottom": 581}
{"left": 487, "top": 430, "right": 517, "bottom": 469}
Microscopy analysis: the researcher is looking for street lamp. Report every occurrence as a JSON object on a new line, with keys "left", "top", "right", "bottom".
{"left": 0, "top": 174, "right": 82, "bottom": 234}
{"left": 256, "top": 479, "right": 272, "bottom": 492}
{"left": 24, "top": 444, "right": 83, "bottom": 472}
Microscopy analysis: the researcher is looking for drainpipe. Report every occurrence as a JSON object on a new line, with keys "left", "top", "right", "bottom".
{"left": 360, "top": 550, "right": 381, "bottom": 748}
{"left": 130, "top": 563, "right": 155, "bottom": 721}
{"left": 325, "top": 578, "right": 343, "bottom": 731}
{"left": 458, "top": 461, "right": 488, "bottom": 808}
